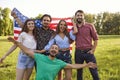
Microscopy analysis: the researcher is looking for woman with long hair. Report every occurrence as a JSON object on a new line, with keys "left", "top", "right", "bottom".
{"left": 0, "top": 19, "right": 37, "bottom": 80}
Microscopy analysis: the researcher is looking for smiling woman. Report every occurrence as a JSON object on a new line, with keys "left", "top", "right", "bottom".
{"left": 0, "top": 19, "right": 37, "bottom": 80}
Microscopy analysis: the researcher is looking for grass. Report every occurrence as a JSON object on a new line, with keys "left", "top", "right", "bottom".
{"left": 0, "top": 35, "right": 120, "bottom": 80}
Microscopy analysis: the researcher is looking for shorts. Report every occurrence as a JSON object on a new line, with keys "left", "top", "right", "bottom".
{"left": 17, "top": 52, "right": 35, "bottom": 69}
{"left": 56, "top": 50, "right": 72, "bottom": 64}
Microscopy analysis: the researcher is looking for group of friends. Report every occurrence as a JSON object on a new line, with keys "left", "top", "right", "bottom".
{"left": 0, "top": 10, "right": 100, "bottom": 80}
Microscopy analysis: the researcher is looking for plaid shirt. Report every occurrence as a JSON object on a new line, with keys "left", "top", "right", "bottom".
{"left": 36, "top": 27, "right": 55, "bottom": 50}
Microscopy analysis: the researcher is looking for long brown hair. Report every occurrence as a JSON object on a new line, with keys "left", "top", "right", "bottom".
{"left": 56, "top": 19, "right": 73, "bottom": 44}
{"left": 21, "top": 19, "right": 37, "bottom": 40}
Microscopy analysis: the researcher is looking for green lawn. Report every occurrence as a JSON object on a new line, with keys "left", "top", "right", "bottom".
{"left": 0, "top": 35, "right": 120, "bottom": 80}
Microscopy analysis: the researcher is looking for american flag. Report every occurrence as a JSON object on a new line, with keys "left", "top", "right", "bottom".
{"left": 12, "top": 8, "right": 73, "bottom": 51}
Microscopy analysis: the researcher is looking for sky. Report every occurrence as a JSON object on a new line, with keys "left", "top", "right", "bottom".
{"left": 0, "top": 0, "right": 120, "bottom": 18}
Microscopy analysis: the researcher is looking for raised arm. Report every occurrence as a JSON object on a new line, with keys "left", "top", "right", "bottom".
{"left": 7, "top": 37, "right": 34, "bottom": 58}
{"left": 34, "top": 49, "right": 46, "bottom": 53}
{"left": 71, "top": 16, "right": 78, "bottom": 34}
{"left": 11, "top": 11, "right": 24, "bottom": 28}
{"left": 0, "top": 44, "right": 17, "bottom": 63}
{"left": 64, "top": 62, "right": 97, "bottom": 69}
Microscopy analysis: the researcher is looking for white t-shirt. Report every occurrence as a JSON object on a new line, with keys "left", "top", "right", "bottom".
{"left": 17, "top": 32, "right": 36, "bottom": 50}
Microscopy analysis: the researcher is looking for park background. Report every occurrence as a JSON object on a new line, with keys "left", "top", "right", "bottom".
{"left": 0, "top": 0, "right": 120, "bottom": 80}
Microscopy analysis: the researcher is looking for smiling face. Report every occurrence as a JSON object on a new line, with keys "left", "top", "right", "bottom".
{"left": 49, "top": 44, "right": 59, "bottom": 57}
{"left": 22, "top": 19, "right": 35, "bottom": 33}
{"left": 27, "top": 21, "right": 35, "bottom": 31}
{"left": 59, "top": 21, "right": 67, "bottom": 33}
{"left": 56, "top": 20, "right": 68, "bottom": 34}
{"left": 75, "top": 12, "right": 84, "bottom": 24}
{"left": 41, "top": 16, "right": 51, "bottom": 27}
{"left": 75, "top": 10, "right": 85, "bottom": 24}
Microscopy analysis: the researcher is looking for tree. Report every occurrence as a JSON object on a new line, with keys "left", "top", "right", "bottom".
{"left": 111, "top": 13, "right": 120, "bottom": 35}
{"left": 1, "top": 8, "right": 13, "bottom": 36}
{"left": 102, "top": 12, "right": 120, "bottom": 35}
{"left": 85, "top": 13, "right": 94, "bottom": 23}
{"left": 0, "top": 7, "right": 3, "bottom": 36}
{"left": 35, "top": 14, "right": 43, "bottom": 19}
{"left": 94, "top": 13, "right": 103, "bottom": 34}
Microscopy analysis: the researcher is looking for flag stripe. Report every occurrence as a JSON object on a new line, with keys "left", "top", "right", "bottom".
{"left": 50, "top": 22, "right": 73, "bottom": 26}
{"left": 52, "top": 17, "right": 71, "bottom": 20}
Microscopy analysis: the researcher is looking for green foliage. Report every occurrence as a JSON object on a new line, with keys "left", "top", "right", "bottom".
{"left": 98, "top": 12, "right": 120, "bottom": 35}
{"left": 0, "top": 7, "right": 13, "bottom": 36}
{"left": 35, "top": 14, "right": 43, "bottom": 19}
{"left": 85, "top": 13, "right": 95, "bottom": 23}
{"left": 0, "top": 35, "right": 120, "bottom": 80}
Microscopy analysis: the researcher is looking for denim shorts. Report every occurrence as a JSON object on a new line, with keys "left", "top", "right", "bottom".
{"left": 17, "top": 52, "right": 35, "bottom": 69}
{"left": 56, "top": 50, "right": 72, "bottom": 64}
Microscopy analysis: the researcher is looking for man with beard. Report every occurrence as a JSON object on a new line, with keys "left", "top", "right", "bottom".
{"left": 72, "top": 10, "right": 99, "bottom": 80}
{"left": 7, "top": 37, "right": 97, "bottom": 80}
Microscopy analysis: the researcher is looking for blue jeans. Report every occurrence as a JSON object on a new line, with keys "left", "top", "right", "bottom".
{"left": 56, "top": 50, "right": 72, "bottom": 64}
{"left": 75, "top": 48, "right": 99, "bottom": 80}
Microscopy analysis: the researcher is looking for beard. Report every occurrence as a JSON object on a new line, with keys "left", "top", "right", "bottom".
{"left": 49, "top": 54, "right": 56, "bottom": 57}
{"left": 76, "top": 18, "right": 83, "bottom": 24}
{"left": 49, "top": 50, "right": 57, "bottom": 57}
{"left": 43, "top": 23, "right": 49, "bottom": 28}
